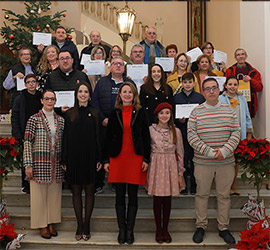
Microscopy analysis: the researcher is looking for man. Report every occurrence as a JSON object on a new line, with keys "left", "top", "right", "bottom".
{"left": 79, "top": 30, "right": 111, "bottom": 68}
{"left": 92, "top": 57, "right": 136, "bottom": 194}
{"left": 225, "top": 48, "right": 263, "bottom": 118}
{"left": 11, "top": 73, "right": 42, "bottom": 194}
{"left": 188, "top": 78, "right": 240, "bottom": 245}
{"left": 140, "top": 27, "right": 167, "bottom": 66}
{"left": 37, "top": 26, "right": 80, "bottom": 69}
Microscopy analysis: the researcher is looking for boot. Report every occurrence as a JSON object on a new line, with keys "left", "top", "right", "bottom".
{"left": 126, "top": 205, "right": 137, "bottom": 244}
{"left": 115, "top": 205, "right": 126, "bottom": 244}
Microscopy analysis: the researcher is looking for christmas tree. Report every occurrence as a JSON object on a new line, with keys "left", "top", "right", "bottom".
{"left": 0, "top": 1, "right": 72, "bottom": 96}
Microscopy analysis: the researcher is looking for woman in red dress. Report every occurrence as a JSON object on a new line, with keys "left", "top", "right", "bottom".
{"left": 103, "top": 82, "right": 150, "bottom": 245}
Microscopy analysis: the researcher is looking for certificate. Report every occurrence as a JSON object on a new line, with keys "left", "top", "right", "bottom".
{"left": 127, "top": 64, "right": 148, "bottom": 80}
{"left": 175, "top": 104, "right": 199, "bottom": 118}
{"left": 80, "top": 53, "right": 91, "bottom": 65}
{"left": 55, "top": 91, "right": 75, "bottom": 108}
{"left": 205, "top": 76, "right": 226, "bottom": 91}
{"left": 238, "top": 80, "right": 251, "bottom": 102}
{"left": 16, "top": 77, "right": 26, "bottom": 91}
{"left": 213, "top": 50, "right": 227, "bottom": 65}
{"left": 33, "top": 32, "right": 52, "bottom": 46}
{"left": 186, "top": 47, "right": 203, "bottom": 63}
{"left": 84, "top": 60, "right": 105, "bottom": 75}
{"left": 155, "top": 57, "right": 174, "bottom": 72}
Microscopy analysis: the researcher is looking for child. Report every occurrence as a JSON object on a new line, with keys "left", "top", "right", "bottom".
{"left": 174, "top": 73, "right": 205, "bottom": 195}
{"left": 147, "top": 102, "right": 185, "bottom": 244}
{"left": 219, "top": 76, "right": 253, "bottom": 195}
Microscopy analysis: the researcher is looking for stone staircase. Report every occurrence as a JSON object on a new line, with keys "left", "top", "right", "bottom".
{"left": 1, "top": 122, "right": 270, "bottom": 249}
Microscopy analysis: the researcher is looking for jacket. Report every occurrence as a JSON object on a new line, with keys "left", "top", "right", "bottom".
{"left": 103, "top": 107, "right": 151, "bottom": 164}
{"left": 167, "top": 71, "right": 200, "bottom": 95}
{"left": 219, "top": 92, "right": 253, "bottom": 140}
{"left": 225, "top": 62, "right": 263, "bottom": 117}
{"left": 23, "top": 110, "right": 65, "bottom": 184}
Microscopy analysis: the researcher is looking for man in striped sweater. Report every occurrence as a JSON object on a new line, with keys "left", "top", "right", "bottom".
{"left": 188, "top": 78, "right": 240, "bottom": 245}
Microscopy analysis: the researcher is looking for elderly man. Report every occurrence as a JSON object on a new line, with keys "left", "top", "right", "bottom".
{"left": 92, "top": 56, "right": 136, "bottom": 194}
{"left": 188, "top": 78, "right": 240, "bottom": 245}
{"left": 79, "top": 30, "right": 111, "bottom": 66}
{"left": 37, "top": 26, "right": 80, "bottom": 69}
{"left": 140, "top": 27, "right": 166, "bottom": 66}
{"left": 225, "top": 48, "right": 263, "bottom": 118}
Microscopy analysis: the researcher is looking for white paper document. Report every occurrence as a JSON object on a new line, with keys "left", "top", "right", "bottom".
{"left": 16, "top": 77, "right": 26, "bottom": 91}
{"left": 175, "top": 104, "right": 199, "bottom": 118}
{"left": 205, "top": 76, "right": 226, "bottom": 91}
{"left": 55, "top": 91, "right": 75, "bottom": 108}
{"left": 155, "top": 57, "right": 174, "bottom": 72}
{"left": 127, "top": 64, "right": 148, "bottom": 80}
{"left": 84, "top": 60, "right": 105, "bottom": 75}
{"left": 80, "top": 54, "right": 91, "bottom": 65}
{"left": 214, "top": 50, "right": 227, "bottom": 65}
{"left": 186, "top": 47, "right": 203, "bottom": 63}
{"left": 33, "top": 32, "right": 52, "bottom": 46}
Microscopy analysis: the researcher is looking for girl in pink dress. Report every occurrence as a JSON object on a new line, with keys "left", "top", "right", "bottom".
{"left": 147, "top": 102, "right": 186, "bottom": 244}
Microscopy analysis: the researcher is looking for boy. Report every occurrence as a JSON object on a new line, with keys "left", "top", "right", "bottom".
{"left": 174, "top": 73, "right": 205, "bottom": 194}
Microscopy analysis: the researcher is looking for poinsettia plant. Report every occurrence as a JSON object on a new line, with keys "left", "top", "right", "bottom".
{"left": 235, "top": 138, "right": 270, "bottom": 202}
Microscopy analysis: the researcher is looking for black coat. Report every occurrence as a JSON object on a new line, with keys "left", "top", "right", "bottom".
{"left": 103, "top": 107, "right": 151, "bottom": 164}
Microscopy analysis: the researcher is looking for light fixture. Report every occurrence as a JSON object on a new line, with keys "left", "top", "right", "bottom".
{"left": 116, "top": 1, "right": 136, "bottom": 56}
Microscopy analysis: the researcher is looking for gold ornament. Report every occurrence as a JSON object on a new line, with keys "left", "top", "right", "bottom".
{"left": 4, "top": 14, "right": 9, "bottom": 19}
{"left": 46, "top": 24, "right": 50, "bottom": 28}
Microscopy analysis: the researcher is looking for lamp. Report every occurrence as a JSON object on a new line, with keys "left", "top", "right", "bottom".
{"left": 116, "top": 1, "right": 136, "bottom": 56}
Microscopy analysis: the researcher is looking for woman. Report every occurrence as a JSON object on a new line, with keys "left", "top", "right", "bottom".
{"left": 193, "top": 54, "right": 217, "bottom": 94}
{"left": 219, "top": 76, "right": 253, "bottom": 195}
{"left": 167, "top": 53, "right": 200, "bottom": 95}
{"left": 103, "top": 82, "right": 150, "bottom": 245}
{"left": 3, "top": 46, "right": 36, "bottom": 107}
{"left": 190, "top": 42, "right": 226, "bottom": 76}
{"left": 166, "top": 44, "right": 178, "bottom": 59}
{"left": 140, "top": 64, "right": 174, "bottom": 124}
{"left": 62, "top": 82, "right": 102, "bottom": 241}
{"left": 23, "top": 89, "right": 65, "bottom": 239}
{"left": 36, "top": 45, "right": 60, "bottom": 91}
{"left": 105, "top": 45, "right": 125, "bottom": 74}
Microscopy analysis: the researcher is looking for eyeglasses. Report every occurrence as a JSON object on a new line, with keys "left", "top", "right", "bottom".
{"left": 20, "top": 53, "right": 31, "bottom": 57}
{"left": 236, "top": 53, "right": 246, "bottom": 57}
{"left": 95, "top": 52, "right": 103, "bottom": 55}
{"left": 203, "top": 86, "right": 219, "bottom": 92}
{"left": 132, "top": 51, "right": 144, "bottom": 54}
{"left": 26, "top": 80, "right": 36, "bottom": 85}
{"left": 148, "top": 32, "right": 156, "bottom": 35}
{"left": 112, "top": 50, "right": 121, "bottom": 53}
{"left": 204, "top": 47, "right": 212, "bottom": 50}
{"left": 111, "top": 62, "right": 124, "bottom": 66}
{"left": 43, "top": 97, "right": 56, "bottom": 102}
{"left": 59, "top": 57, "right": 72, "bottom": 61}
{"left": 178, "top": 59, "right": 188, "bottom": 63}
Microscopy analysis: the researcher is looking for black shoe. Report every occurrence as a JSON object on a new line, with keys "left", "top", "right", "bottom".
{"left": 180, "top": 189, "right": 188, "bottom": 195}
{"left": 21, "top": 186, "right": 30, "bottom": 194}
{"left": 126, "top": 230, "right": 134, "bottom": 244}
{"left": 94, "top": 186, "right": 104, "bottom": 195}
{"left": 116, "top": 205, "right": 126, "bottom": 244}
{"left": 190, "top": 185, "right": 197, "bottom": 195}
{"left": 219, "top": 230, "right": 236, "bottom": 244}
{"left": 192, "top": 227, "right": 205, "bottom": 243}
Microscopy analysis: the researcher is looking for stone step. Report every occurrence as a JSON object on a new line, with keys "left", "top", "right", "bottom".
{"left": 3, "top": 186, "right": 270, "bottom": 209}
{"left": 8, "top": 206, "right": 260, "bottom": 233}
{"left": 18, "top": 230, "right": 241, "bottom": 250}
{"left": 0, "top": 122, "right": 11, "bottom": 137}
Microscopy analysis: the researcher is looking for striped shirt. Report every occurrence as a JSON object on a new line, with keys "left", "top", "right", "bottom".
{"left": 187, "top": 101, "right": 240, "bottom": 165}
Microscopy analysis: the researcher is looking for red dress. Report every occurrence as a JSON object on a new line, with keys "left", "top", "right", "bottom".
{"left": 108, "top": 105, "right": 146, "bottom": 185}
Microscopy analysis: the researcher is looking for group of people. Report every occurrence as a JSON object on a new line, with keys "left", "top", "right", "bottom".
{"left": 3, "top": 25, "right": 263, "bottom": 246}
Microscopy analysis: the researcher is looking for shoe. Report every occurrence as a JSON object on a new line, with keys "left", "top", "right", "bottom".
{"left": 230, "top": 189, "right": 240, "bottom": 195}
{"left": 155, "top": 229, "right": 163, "bottom": 244}
{"left": 163, "top": 230, "right": 172, "bottom": 243}
{"left": 21, "top": 186, "right": 30, "bottom": 194}
{"left": 83, "top": 233, "right": 91, "bottom": 241}
{"left": 126, "top": 205, "right": 137, "bottom": 244}
{"left": 126, "top": 230, "right": 134, "bottom": 244}
{"left": 190, "top": 186, "right": 197, "bottom": 195}
{"left": 94, "top": 186, "right": 104, "bottom": 195}
{"left": 48, "top": 224, "right": 58, "bottom": 237}
{"left": 192, "top": 227, "right": 205, "bottom": 243}
{"left": 219, "top": 230, "right": 236, "bottom": 244}
{"left": 40, "top": 227, "right": 51, "bottom": 239}
{"left": 180, "top": 189, "right": 188, "bottom": 195}
{"left": 75, "top": 234, "right": 83, "bottom": 241}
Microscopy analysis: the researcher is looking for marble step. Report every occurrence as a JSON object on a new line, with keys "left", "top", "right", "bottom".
{"left": 0, "top": 122, "right": 11, "bottom": 137}
{"left": 9, "top": 205, "right": 269, "bottom": 233}
{"left": 18, "top": 230, "right": 240, "bottom": 250}
{"left": 3, "top": 186, "right": 270, "bottom": 209}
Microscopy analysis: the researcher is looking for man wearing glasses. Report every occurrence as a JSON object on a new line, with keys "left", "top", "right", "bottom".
{"left": 140, "top": 27, "right": 166, "bottom": 66}
{"left": 11, "top": 73, "right": 42, "bottom": 194}
{"left": 225, "top": 48, "right": 263, "bottom": 118}
{"left": 188, "top": 78, "right": 240, "bottom": 245}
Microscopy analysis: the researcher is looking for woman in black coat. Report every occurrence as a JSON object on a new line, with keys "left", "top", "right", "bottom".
{"left": 139, "top": 64, "right": 174, "bottom": 125}
{"left": 62, "top": 82, "right": 102, "bottom": 241}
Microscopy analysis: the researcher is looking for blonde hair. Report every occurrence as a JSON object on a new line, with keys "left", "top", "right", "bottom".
{"left": 115, "top": 82, "right": 141, "bottom": 111}
{"left": 91, "top": 45, "right": 106, "bottom": 60}
{"left": 37, "top": 45, "right": 59, "bottom": 75}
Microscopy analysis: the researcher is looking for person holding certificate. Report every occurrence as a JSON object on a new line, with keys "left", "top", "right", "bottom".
{"left": 105, "top": 45, "right": 125, "bottom": 74}
{"left": 193, "top": 55, "right": 217, "bottom": 94}
{"left": 167, "top": 53, "right": 199, "bottom": 95}
{"left": 61, "top": 82, "right": 102, "bottom": 241}
{"left": 3, "top": 46, "right": 36, "bottom": 108}
{"left": 139, "top": 64, "right": 174, "bottom": 124}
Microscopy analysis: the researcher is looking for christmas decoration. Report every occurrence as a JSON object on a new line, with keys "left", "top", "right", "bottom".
{"left": 30, "top": 9, "right": 35, "bottom": 14}
{"left": 38, "top": 7, "right": 41, "bottom": 14}
{"left": 8, "top": 35, "right": 14, "bottom": 40}
{"left": 4, "top": 14, "right": 9, "bottom": 19}
{"left": 46, "top": 24, "right": 50, "bottom": 28}
{"left": 36, "top": 26, "right": 40, "bottom": 30}
{"left": 68, "top": 35, "right": 72, "bottom": 40}
{"left": 63, "top": 14, "right": 66, "bottom": 17}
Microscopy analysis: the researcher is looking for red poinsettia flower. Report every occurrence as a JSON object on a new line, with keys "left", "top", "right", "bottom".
{"left": 247, "top": 151, "right": 256, "bottom": 160}
{"left": 0, "top": 169, "right": 4, "bottom": 175}
{"left": 0, "top": 222, "right": 18, "bottom": 241}
{"left": 10, "top": 149, "right": 18, "bottom": 157}
{"left": 9, "top": 137, "right": 16, "bottom": 145}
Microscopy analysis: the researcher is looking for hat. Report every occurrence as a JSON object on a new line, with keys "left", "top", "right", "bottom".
{"left": 153, "top": 102, "right": 172, "bottom": 114}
